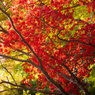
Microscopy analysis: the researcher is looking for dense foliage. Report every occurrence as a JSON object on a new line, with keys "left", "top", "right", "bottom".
{"left": 0, "top": 0, "right": 95, "bottom": 95}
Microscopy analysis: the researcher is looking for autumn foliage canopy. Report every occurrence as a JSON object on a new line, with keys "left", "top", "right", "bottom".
{"left": 0, "top": 0, "right": 95, "bottom": 95}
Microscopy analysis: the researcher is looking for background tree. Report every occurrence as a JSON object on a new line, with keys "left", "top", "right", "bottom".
{"left": 0, "top": 0, "right": 95, "bottom": 95}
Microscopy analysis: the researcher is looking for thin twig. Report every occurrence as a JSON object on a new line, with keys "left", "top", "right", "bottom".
{"left": 0, "top": 62, "right": 20, "bottom": 95}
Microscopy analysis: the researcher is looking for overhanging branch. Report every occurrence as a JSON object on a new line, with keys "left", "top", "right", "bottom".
{"left": 0, "top": 80, "right": 63, "bottom": 95}
{"left": 57, "top": 30, "right": 95, "bottom": 47}
{"left": 0, "top": 25, "right": 9, "bottom": 35}
{"left": 0, "top": 54, "right": 39, "bottom": 68}
{"left": 0, "top": 54, "right": 30, "bottom": 62}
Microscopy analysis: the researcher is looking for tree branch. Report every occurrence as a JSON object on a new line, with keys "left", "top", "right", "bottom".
{"left": 0, "top": 25, "right": 9, "bottom": 35}
{"left": 0, "top": 8, "right": 70, "bottom": 95}
{"left": 0, "top": 80, "right": 63, "bottom": 95}
{"left": 0, "top": 54, "right": 39, "bottom": 68}
{"left": 0, "top": 54, "right": 29, "bottom": 62}
{"left": 57, "top": 30, "right": 95, "bottom": 47}
{"left": 0, "top": 37, "right": 4, "bottom": 41}
{"left": 61, "top": 63, "right": 90, "bottom": 95}
{"left": 0, "top": 39, "right": 32, "bottom": 57}
{"left": 59, "top": 72, "right": 76, "bottom": 84}
{"left": 15, "top": 49, "right": 32, "bottom": 57}
{"left": 1, "top": 63, "right": 17, "bottom": 85}
{"left": 0, "top": 7, "right": 43, "bottom": 68}
{"left": 39, "top": 67, "right": 69, "bottom": 95}
{"left": 0, "top": 62, "right": 20, "bottom": 95}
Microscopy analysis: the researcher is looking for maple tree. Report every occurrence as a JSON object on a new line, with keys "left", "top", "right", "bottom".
{"left": 0, "top": 0, "right": 95, "bottom": 95}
